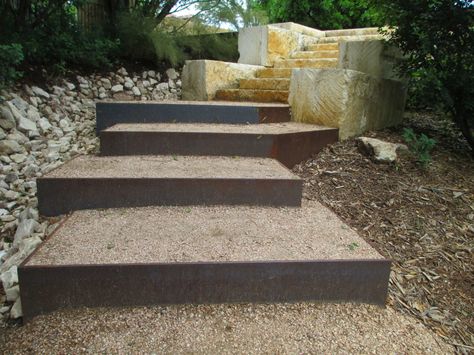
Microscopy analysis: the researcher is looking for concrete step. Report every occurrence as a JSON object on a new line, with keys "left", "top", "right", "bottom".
{"left": 273, "top": 58, "right": 338, "bottom": 69}
{"left": 307, "top": 43, "right": 339, "bottom": 51}
{"left": 315, "top": 34, "right": 384, "bottom": 44}
{"left": 291, "top": 50, "right": 339, "bottom": 59}
{"left": 20, "top": 200, "right": 391, "bottom": 321}
{"left": 37, "top": 155, "right": 302, "bottom": 216}
{"left": 239, "top": 78, "right": 290, "bottom": 90}
{"left": 255, "top": 68, "right": 292, "bottom": 79}
{"left": 100, "top": 123, "right": 338, "bottom": 168}
{"left": 96, "top": 101, "right": 291, "bottom": 133}
{"left": 215, "top": 89, "right": 289, "bottom": 103}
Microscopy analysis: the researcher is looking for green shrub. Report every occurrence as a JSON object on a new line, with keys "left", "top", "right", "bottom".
{"left": 0, "top": 1, "right": 118, "bottom": 78}
{"left": 117, "top": 11, "right": 238, "bottom": 67}
{"left": 0, "top": 44, "right": 24, "bottom": 89}
{"left": 402, "top": 128, "right": 436, "bottom": 166}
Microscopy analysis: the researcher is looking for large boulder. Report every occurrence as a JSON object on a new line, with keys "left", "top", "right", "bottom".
{"left": 289, "top": 68, "right": 407, "bottom": 139}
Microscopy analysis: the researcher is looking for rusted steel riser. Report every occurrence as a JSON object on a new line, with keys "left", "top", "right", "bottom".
{"left": 100, "top": 130, "right": 339, "bottom": 168}
{"left": 19, "top": 259, "right": 391, "bottom": 322}
{"left": 37, "top": 178, "right": 303, "bottom": 216}
{"left": 96, "top": 102, "right": 291, "bottom": 134}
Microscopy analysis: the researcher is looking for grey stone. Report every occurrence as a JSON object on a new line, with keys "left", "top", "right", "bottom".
{"left": 4, "top": 190, "right": 20, "bottom": 200}
{"left": 27, "top": 108, "right": 41, "bottom": 122}
{"left": 100, "top": 78, "right": 112, "bottom": 89}
{"left": 32, "top": 86, "right": 50, "bottom": 99}
{"left": 14, "top": 219, "right": 39, "bottom": 247}
{"left": 5, "top": 172, "right": 18, "bottom": 183}
{"left": 11, "top": 96, "right": 29, "bottom": 112}
{"left": 19, "top": 207, "right": 39, "bottom": 221}
{"left": 37, "top": 117, "right": 52, "bottom": 133}
{"left": 65, "top": 82, "right": 76, "bottom": 91}
{"left": 0, "top": 266, "right": 18, "bottom": 290}
{"left": 0, "top": 139, "right": 24, "bottom": 155}
{"left": 17, "top": 116, "right": 37, "bottom": 133}
{"left": 0, "top": 106, "right": 16, "bottom": 130}
{"left": 111, "top": 85, "right": 123, "bottom": 93}
{"left": 124, "top": 80, "right": 134, "bottom": 90}
{"left": 19, "top": 235, "right": 42, "bottom": 256}
{"left": 166, "top": 68, "right": 179, "bottom": 80}
{"left": 10, "top": 298, "right": 22, "bottom": 318}
{"left": 23, "top": 164, "right": 39, "bottom": 178}
{"left": 157, "top": 82, "right": 169, "bottom": 92}
{"left": 5, "top": 285, "right": 20, "bottom": 302}
{"left": 10, "top": 154, "right": 27, "bottom": 163}
{"left": 357, "top": 137, "right": 408, "bottom": 163}
{"left": 59, "top": 118, "right": 74, "bottom": 132}
{"left": 132, "top": 86, "right": 141, "bottom": 96}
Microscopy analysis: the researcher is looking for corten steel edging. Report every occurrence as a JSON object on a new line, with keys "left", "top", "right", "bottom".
{"left": 19, "top": 258, "right": 391, "bottom": 322}
{"left": 37, "top": 177, "right": 303, "bottom": 216}
{"left": 99, "top": 131, "right": 276, "bottom": 157}
{"left": 273, "top": 128, "right": 339, "bottom": 168}
{"left": 257, "top": 106, "right": 291, "bottom": 123}
{"left": 99, "top": 128, "right": 339, "bottom": 168}
{"left": 95, "top": 102, "right": 291, "bottom": 134}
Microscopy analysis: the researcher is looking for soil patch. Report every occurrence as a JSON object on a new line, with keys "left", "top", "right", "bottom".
{"left": 294, "top": 111, "right": 474, "bottom": 352}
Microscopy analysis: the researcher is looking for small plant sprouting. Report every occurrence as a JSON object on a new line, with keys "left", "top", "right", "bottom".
{"left": 402, "top": 128, "right": 436, "bottom": 167}
{"left": 348, "top": 242, "right": 359, "bottom": 251}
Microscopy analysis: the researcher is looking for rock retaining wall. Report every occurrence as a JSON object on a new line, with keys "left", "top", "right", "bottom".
{"left": 0, "top": 67, "right": 182, "bottom": 320}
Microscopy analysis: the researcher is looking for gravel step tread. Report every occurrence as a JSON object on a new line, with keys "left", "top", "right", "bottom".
{"left": 104, "top": 122, "right": 333, "bottom": 134}
{"left": 44, "top": 155, "right": 299, "bottom": 180}
{"left": 26, "top": 200, "right": 383, "bottom": 266}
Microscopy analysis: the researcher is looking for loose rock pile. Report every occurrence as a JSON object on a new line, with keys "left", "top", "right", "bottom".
{"left": 0, "top": 67, "right": 181, "bottom": 320}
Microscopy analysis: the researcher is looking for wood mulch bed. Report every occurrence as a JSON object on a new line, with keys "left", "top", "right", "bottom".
{"left": 294, "top": 111, "right": 474, "bottom": 353}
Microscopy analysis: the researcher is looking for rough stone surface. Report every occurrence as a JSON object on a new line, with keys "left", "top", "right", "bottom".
{"left": 0, "top": 106, "right": 16, "bottom": 130}
{"left": 10, "top": 298, "right": 22, "bottom": 318}
{"left": 182, "top": 60, "right": 262, "bottom": 101}
{"left": 238, "top": 25, "right": 301, "bottom": 66}
{"left": 289, "top": 68, "right": 407, "bottom": 139}
{"left": 0, "top": 66, "right": 182, "bottom": 320}
{"left": 357, "top": 137, "right": 408, "bottom": 163}
{"left": 0, "top": 266, "right": 18, "bottom": 290}
{"left": 337, "top": 40, "right": 403, "bottom": 81}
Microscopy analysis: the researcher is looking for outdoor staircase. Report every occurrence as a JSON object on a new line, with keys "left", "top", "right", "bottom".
{"left": 18, "top": 100, "right": 390, "bottom": 321}
{"left": 214, "top": 28, "right": 383, "bottom": 104}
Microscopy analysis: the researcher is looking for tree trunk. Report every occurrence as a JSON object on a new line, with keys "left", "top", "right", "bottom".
{"left": 156, "top": 0, "right": 178, "bottom": 24}
{"left": 452, "top": 106, "right": 474, "bottom": 156}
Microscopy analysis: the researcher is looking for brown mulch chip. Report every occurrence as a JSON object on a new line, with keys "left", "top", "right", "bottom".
{"left": 294, "top": 112, "right": 474, "bottom": 353}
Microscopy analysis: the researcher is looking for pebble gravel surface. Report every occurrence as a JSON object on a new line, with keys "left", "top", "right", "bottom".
{"left": 1, "top": 303, "right": 452, "bottom": 354}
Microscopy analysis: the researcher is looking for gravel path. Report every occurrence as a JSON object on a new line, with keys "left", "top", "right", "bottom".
{"left": 1, "top": 303, "right": 452, "bottom": 354}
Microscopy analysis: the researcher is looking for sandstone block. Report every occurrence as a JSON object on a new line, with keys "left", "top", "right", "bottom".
{"left": 289, "top": 69, "right": 407, "bottom": 139}
{"left": 181, "top": 60, "right": 262, "bottom": 101}
{"left": 337, "top": 40, "right": 403, "bottom": 81}
{"left": 238, "top": 25, "right": 301, "bottom": 66}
